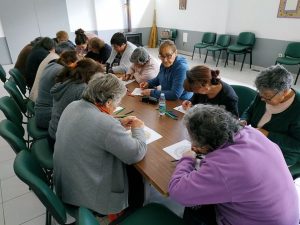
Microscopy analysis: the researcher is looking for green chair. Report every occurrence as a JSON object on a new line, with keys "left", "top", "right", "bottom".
{"left": 204, "top": 34, "right": 231, "bottom": 67}
{"left": 289, "top": 161, "right": 300, "bottom": 180}
{"left": 275, "top": 42, "right": 300, "bottom": 85}
{"left": 79, "top": 203, "right": 186, "bottom": 225}
{"left": 225, "top": 32, "right": 256, "bottom": 71}
{"left": 9, "top": 68, "right": 28, "bottom": 97}
{"left": 14, "top": 150, "right": 71, "bottom": 225}
{"left": 4, "top": 79, "right": 35, "bottom": 117}
{"left": 231, "top": 85, "right": 257, "bottom": 116}
{"left": 0, "top": 64, "right": 7, "bottom": 83}
{"left": 192, "top": 32, "right": 216, "bottom": 60}
{"left": 159, "top": 29, "right": 178, "bottom": 44}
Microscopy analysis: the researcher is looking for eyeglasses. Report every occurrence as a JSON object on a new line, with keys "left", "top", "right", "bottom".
{"left": 259, "top": 91, "right": 279, "bottom": 102}
{"left": 158, "top": 52, "right": 174, "bottom": 60}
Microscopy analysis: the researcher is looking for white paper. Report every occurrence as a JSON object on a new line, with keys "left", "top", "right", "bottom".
{"left": 163, "top": 140, "right": 191, "bottom": 160}
{"left": 114, "top": 106, "right": 123, "bottom": 113}
{"left": 174, "top": 105, "right": 187, "bottom": 114}
{"left": 128, "top": 126, "right": 162, "bottom": 145}
{"left": 131, "top": 88, "right": 143, "bottom": 96}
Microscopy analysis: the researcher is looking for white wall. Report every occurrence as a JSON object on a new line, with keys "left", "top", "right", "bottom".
{"left": 66, "top": 0, "right": 97, "bottom": 32}
{"left": 94, "top": 0, "right": 155, "bottom": 31}
{"left": 155, "top": 0, "right": 229, "bottom": 34}
{"left": 226, "top": 0, "right": 300, "bottom": 41}
{"left": 0, "top": 19, "right": 4, "bottom": 37}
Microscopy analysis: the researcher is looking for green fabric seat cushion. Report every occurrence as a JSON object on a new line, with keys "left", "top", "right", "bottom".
{"left": 228, "top": 44, "right": 249, "bottom": 52}
{"left": 289, "top": 161, "right": 300, "bottom": 179}
{"left": 31, "top": 138, "right": 53, "bottom": 170}
{"left": 276, "top": 57, "right": 300, "bottom": 65}
{"left": 194, "top": 43, "right": 211, "bottom": 48}
{"left": 207, "top": 45, "right": 226, "bottom": 51}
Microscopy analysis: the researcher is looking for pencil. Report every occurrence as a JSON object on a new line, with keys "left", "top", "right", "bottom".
{"left": 165, "top": 111, "right": 178, "bottom": 120}
{"left": 124, "top": 110, "right": 134, "bottom": 115}
{"left": 115, "top": 108, "right": 125, "bottom": 115}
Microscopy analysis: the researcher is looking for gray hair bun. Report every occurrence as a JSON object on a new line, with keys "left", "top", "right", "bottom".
{"left": 130, "top": 47, "right": 150, "bottom": 65}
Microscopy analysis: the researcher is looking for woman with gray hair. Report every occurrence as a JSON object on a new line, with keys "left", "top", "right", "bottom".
{"left": 241, "top": 64, "right": 300, "bottom": 166}
{"left": 169, "top": 104, "right": 298, "bottom": 225}
{"left": 53, "top": 74, "right": 147, "bottom": 217}
{"left": 123, "top": 47, "right": 159, "bottom": 83}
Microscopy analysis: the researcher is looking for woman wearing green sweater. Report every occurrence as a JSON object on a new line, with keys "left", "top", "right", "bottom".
{"left": 241, "top": 65, "right": 300, "bottom": 166}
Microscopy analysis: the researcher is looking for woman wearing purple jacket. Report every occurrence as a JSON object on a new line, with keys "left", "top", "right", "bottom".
{"left": 169, "top": 104, "right": 298, "bottom": 225}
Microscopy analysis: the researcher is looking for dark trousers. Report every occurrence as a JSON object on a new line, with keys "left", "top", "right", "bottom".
{"left": 126, "top": 165, "right": 144, "bottom": 210}
{"left": 183, "top": 205, "right": 218, "bottom": 225}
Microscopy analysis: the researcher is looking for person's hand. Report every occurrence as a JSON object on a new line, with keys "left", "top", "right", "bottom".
{"left": 140, "top": 82, "right": 149, "bottom": 89}
{"left": 182, "top": 100, "right": 192, "bottom": 110}
{"left": 239, "top": 120, "right": 247, "bottom": 126}
{"left": 130, "top": 117, "right": 144, "bottom": 129}
{"left": 120, "top": 116, "right": 136, "bottom": 129}
{"left": 141, "top": 89, "right": 151, "bottom": 96}
{"left": 257, "top": 128, "right": 269, "bottom": 136}
{"left": 122, "top": 74, "right": 131, "bottom": 81}
{"left": 182, "top": 150, "right": 196, "bottom": 158}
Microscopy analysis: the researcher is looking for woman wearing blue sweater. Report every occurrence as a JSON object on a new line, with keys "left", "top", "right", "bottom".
{"left": 140, "top": 40, "right": 192, "bottom": 100}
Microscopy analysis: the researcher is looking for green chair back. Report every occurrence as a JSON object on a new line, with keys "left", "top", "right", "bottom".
{"left": 0, "top": 96, "right": 23, "bottom": 127}
{"left": 4, "top": 80, "right": 27, "bottom": 114}
{"left": 202, "top": 32, "right": 216, "bottom": 44}
{"left": 231, "top": 85, "right": 257, "bottom": 115}
{"left": 14, "top": 150, "right": 67, "bottom": 224}
{"left": 0, "top": 64, "right": 7, "bottom": 83}
{"left": 285, "top": 42, "right": 300, "bottom": 58}
{"left": 237, "top": 32, "right": 256, "bottom": 47}
{"left": 170, "top": 29, "right": 178, "bottom": 39}
{"left": 9, "top": 68, "right": 27, "bottom": 96}
{"left": 216, "top": 34, "right": 231, "bottom": 47}
{"left": 0, "top": 120, "right": 27, "bottom": 154}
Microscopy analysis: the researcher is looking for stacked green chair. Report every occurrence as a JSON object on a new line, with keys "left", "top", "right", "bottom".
{"left": 192, "top": 32, "right": 216, "bottom": 60}
{"left": 230, "top": 85, "right": 257, "bottom": 116}
{"left": 159, "top": 29, "right": 178, "bottom": 44}
{"left": 225, "top": 32, "right": 256, "bottom": 71}
{"left": 275, "top": 42, "right": 300, "bottom": 85}
{"left": 0, "top": 64, "right": 7, "bottom": 83}
{"left": 79, "top": 203, "right": 186, "bottom": 225}
{"left": 4, "top": 80, "right": 35, "bottom": 117}
{"left": 14, "top": 150, "right": 77, "bottom": 225}
{"left": 9, "top": 68, "right": 28, "bottom": 98}
{"left": 289, "top": 161, "right": 300, "bottom": 179}
{"left": 204, "top": 34, "right": 231, "bottom": 67}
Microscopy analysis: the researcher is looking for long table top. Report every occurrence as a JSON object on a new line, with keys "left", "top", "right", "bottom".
{"left": 120, "top": 82, "right": 189, "bottom": 196}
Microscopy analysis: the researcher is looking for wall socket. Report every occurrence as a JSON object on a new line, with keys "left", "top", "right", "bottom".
{"left": 278, "top": 53, "right": 283, "bottom": 57}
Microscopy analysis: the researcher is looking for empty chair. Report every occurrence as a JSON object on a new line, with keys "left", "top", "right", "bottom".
{"left": 13, "top": 150, "right": 76, "bottom": 225}
{"left": 9, "top": 68, "right": 28, "bottom": 97}
{"left": 204, "top": 34, "right": 231, "bottom": 67}
{"left": 159, "top": 29, "right": 178, "bottom": 44}
{"left": 275, "top": 42, "right": 300, "bottom": 85}
{"left": 0, "top": 64, "right": 7, "bottom": 83}
{"left": 192, "top": 32, "right": 216, "bottom": 60}
{"left": 225, "top": 32, "right": 256, "bottom": 71}
{"left": 79, "top": 203, "right": 186, "bottom": 225}
{"left": 230, "top": 84, "right": 257, "bottom": 115}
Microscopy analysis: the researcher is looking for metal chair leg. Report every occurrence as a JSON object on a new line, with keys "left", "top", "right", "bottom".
{"left": 233, "top": 54, "right": 236, "bottom": 65}
{"left": 294, "top": 67, "right": 300, "bottom": 85}
{"left": 198, "top": 48, "right": 201, "bottom": 58}
{"left": 204, "top": 50, "right": 209, "bottom": 63}
{"left": 225, "top": 52, "right": 229, "bottom": 67}
{"left": 216, "top": 50, "right": 222, "bottom": 67}
{"left": 241, "top": 53, "right": 247, "bottom": 71}
{"left": 250, "top": 51, "right": 252, "bottom": 68}
{"left": 191, "top": 47, "right": 196, "bottom": 60}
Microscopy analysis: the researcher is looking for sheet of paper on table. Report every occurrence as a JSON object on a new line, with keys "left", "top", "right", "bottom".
{"left": 128, "top": 126, "right": 162, "bottom": 144}
{"left": 131, "top": 88, "right": 143, "bottom": 96}
{"left": 123, "top": 79, "right": 135, "bottom": 85}
{"left": 114, "top": 106, "right": 123, "bottom": 113}
{"left": 174, "top": 105, "right": 187, "bottom": 114}
{"left": 163, "top": 140, "right": 191, "bottom": 160}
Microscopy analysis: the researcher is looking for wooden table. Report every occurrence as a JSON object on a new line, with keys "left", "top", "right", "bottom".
{"left": 121, "top": 82, "right": 189, "bottom": 196}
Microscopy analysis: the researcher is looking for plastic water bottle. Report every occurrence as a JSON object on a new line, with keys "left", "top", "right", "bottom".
{"left": 159, "top": 93, "right": 166, "bottom": 116}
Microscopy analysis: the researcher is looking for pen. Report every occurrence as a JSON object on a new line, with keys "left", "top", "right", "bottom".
{"left": 165, "top": 111, "right": 178, "bottom": 120}
{"left": 167, "top": 111, "right": 178, "bottom": 118}
{"left": 124, "top": 110, "right": 134, "bottom": 115}
{"left": 171, "top": 159, "right": 179, "bottom": 162}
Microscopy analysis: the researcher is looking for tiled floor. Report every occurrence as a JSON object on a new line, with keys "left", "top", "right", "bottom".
{"left": 0, "top": 48, "right": 299, "bottom": 225}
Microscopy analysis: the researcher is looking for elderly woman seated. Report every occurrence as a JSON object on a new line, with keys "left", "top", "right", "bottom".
{"left": 241, "top": 65, "right": 300, "bottom": 166}
{"left": 169, "top": 104, "right": 298, "bottom": 225}
{"left": 122, "top": 47, "right": 160, "bottom": 83}
{"left": 53, "top": 74, "right": 147, "bottom": 215}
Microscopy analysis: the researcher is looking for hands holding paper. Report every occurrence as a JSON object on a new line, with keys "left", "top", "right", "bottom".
{"left": 182, "top": 100, "right": 192, "bottom": 110}
{"left": 139, "top": 82, "right": 152, "bottom": 96}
